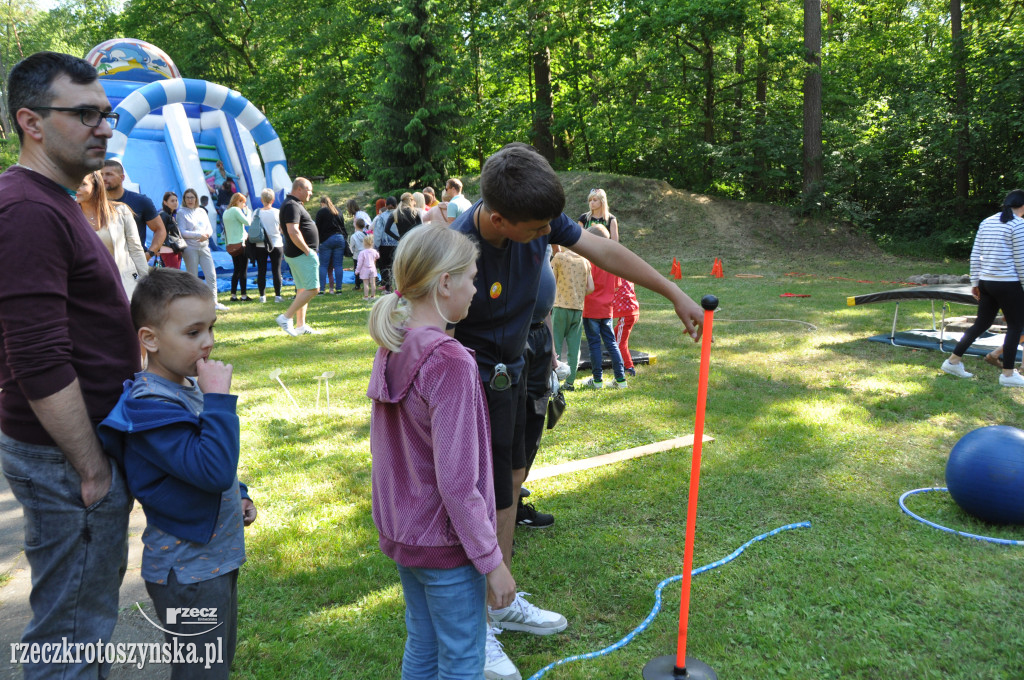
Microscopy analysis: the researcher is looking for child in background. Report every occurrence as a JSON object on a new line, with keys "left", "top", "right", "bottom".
{"left": 98, "top": 268, "right": 257, "bottom": 679}
{"left": 350, "top": 218, "right": 367, "bottom": 279}
{"left": 551, "top": 245, "right": 594, "bottom": 390}
{"left": 581, "top": 224, "right": 628, "bottom": 389}
{"left": 356, "top": 234, "right": 380, "bottom": 299}
{"left": 614, "top": 277, "right": 640, "bottom": 377}
{"left": 367, "top": 225, "right": 516, "bottom": 679}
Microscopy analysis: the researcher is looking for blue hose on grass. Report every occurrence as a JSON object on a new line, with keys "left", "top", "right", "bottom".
{"left": 899, "top": 487, "right": 1024, "bottom": 547}
{"left": 524, "top": 520, "right": 812, "bottom": 680}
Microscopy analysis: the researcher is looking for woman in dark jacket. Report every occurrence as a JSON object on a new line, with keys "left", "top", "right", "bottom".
{"left": 315, "top": 195, "right": 348, "bottom": 294}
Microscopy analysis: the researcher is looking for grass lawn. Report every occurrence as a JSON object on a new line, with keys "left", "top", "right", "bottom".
{"left": 216, "top": 183, "right": 1024, "bottom": 678}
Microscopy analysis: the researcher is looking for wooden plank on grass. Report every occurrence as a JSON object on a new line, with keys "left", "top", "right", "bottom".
{"left": 529, "top": 434, "right": 715, "bottom": 481}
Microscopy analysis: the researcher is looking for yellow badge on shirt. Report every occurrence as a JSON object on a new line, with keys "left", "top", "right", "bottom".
{"left": 490, "top": 282, "right": 502, "bottom": 299}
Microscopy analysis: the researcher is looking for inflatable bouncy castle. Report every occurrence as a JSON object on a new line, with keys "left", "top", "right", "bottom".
{"left": 86, "top": 39, "right": 292, "bottom": 245}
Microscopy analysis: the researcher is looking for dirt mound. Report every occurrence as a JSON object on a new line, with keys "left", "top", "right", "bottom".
{"left": 558, "top": 171, "right": 887, "bottom": 265}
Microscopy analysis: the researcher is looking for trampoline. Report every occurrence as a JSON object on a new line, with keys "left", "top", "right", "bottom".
{"left": 847, "top": 284, "right": 1022, "bottom": 360}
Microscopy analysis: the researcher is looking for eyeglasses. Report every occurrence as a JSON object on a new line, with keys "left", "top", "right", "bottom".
{"left": 29, "top": 107, "right": 119, "bottom": 128}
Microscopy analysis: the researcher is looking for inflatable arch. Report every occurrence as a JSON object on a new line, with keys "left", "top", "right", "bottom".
{"left": 107, "top": 78, "right": 291, "bottom": 199}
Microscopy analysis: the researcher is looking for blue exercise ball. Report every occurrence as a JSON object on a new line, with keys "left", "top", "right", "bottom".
{"left": 945, "top": 425, "right": 1024, "bottom": 525}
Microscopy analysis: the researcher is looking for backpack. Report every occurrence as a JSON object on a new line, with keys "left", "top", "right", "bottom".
{"left": 246, "top": 209, "right": 265, "bottom": 243}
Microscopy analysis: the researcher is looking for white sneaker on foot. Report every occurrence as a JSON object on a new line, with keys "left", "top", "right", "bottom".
{"left": 999, "top": 369, "right": 1024, "bottom": 387}
{"left": 484, "top": 626, "right": 521, "bottom": 680}
{"left": 259, "top": 296, "right": 267, "bottom": 303}
{"left": 276, "top": 314, "right": 297, "bottom": 336}
{"left": 581, "top": 378, "right": 604, "bottom": 389}
{"left": 941, "top": 359, "right": 973, "bottom": 378}
{"left": 294, "top": 325, "right": 319, "bottom": 335}
{"left": 611, "top": 379, "right": 628, "bottom": 389}
{"left": 489, "top": 593, "right": 567, "bottom": 635}
{"left": 274, "top": 296, "right": 284, "bottom": 303}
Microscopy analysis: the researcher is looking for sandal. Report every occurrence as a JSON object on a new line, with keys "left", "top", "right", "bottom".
{"left": 985, "top": 352, "right": 1002, "bottom": 368}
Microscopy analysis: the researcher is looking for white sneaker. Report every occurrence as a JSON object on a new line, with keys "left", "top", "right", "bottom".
{"left": 214, "top": 302, "right": 229, "bottom": 311}
{"left": 941, "top": 359, "right": 973, "bottom": 378}
{"left": 484, "top": 627, "right": 521, "bottom": 680}
{"left": 581, "top": 378, "right": 604, "bottom": 389}
{"left": 276, "top": 314, "right": 297, "bottom": 336}
{"left": 554, "top": 361, "right": 570, "bottom": 381}
{"left": 489, "top": 593, "right": 567, "bottom": 635}
{"left": 611, "top": 379, "right": 629, "bottom": 389}
{"left": 294, "top": 325, "right": 320, "bottom": 335}
{"left": 259, "top": 296, "right": 267, "bottom": 303}
{"left": 999, "top": 370, "right": 1024, "bottom": 387}
{"left": 274, "top": 296, "right": 284, "bottom": 303}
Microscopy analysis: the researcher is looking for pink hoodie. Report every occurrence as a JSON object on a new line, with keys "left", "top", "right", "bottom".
{"left": 367, "top": 325, "right": 502, "bottom": 574}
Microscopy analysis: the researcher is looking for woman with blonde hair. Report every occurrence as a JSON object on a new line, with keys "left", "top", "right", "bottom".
{"left": 578, "top": 188, "right": 619, "bottom": 241}
{"left": 366, "top": 224, "right": 515, "bottom": 678}
{"left": 76, "top": 170, "right": 149, "bottom": 298}
{"left": 178, "top": 187, "right": 227, "bottom": 310}
{"left": 223, "top": 192, "right": 252, "bottom": 301}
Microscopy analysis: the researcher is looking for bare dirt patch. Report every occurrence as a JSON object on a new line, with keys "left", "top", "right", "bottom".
{"left": 558, "top": 171, "right": 889, "bottom": 267}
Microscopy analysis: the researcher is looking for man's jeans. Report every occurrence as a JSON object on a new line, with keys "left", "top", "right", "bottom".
{"left": 1, "top": 432, "right": 131, "bottom": 679}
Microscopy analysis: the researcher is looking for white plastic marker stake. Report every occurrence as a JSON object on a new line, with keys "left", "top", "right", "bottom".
{"left": 315, "top": 371, "right": 335, "bottom": 409}
{"left": 270, "top": 369, "right": 301, "bottom": 411}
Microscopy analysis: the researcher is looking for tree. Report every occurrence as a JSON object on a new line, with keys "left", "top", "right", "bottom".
{"left": 802, "top": 0, "right": 823, "bottom": 197}
{"left": 950, "top": 0, "right": 969, "bottom": 212}
{"left": 361, "top": 0, "right": 465, "bottom": 191}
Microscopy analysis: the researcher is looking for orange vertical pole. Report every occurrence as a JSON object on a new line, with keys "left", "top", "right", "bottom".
{"left": 674, "top": 295, "right": 717, "bottom": 670}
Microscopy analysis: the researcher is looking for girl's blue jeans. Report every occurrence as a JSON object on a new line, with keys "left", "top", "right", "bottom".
{"left": 396, "top": 563, "right": 486, "bottom": 680}
{"left": 583, "top": 316, "right": 626, "bottom": 382}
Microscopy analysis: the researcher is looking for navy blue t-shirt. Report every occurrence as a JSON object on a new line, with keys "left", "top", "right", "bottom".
{"left": 119, "top": 189, "right": 159, "bottom": 247}
{"left": 533, "top": 246, "right": 556, "bottom": 323}
{"left": 452, "top": 201, "right": 581, "bottom": 384}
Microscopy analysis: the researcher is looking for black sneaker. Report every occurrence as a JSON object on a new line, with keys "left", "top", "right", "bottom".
{"left": 516, "top": 501, "right": 554, "bottom": 529}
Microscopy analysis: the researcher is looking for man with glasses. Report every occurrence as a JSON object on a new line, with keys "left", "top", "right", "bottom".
{"left": 0, "top": 52, "right": 138, "bottom": 679}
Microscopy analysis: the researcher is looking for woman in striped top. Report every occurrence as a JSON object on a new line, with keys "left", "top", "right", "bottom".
{"left": 941, "top": 190, "right": 1024, "bottom": 386}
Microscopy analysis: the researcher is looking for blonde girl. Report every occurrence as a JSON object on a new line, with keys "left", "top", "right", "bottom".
{"left": 578, "top": 188, "right": 619, "bottom": 241}
{"left": 356, "top": 234, "right": 380, "bottom": 300}
{"left": 366, "top": 225, "right": 516, "bottom": 678}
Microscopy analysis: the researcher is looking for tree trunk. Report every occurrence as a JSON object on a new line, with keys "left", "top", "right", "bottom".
{"left": 754, "top": 3, "right": 769, "bottom": 195}
{"left": 733, "top": 30, "right": 745, "bottom": 145}
{"left": 951, "top": 0, "right": 970, "bottom": 211}
{"left": 531, "top": 44, "right": 556, "bottom": 163}
{"left": 702, "top": 34, "right": 715, "bottom": 145}
{"left": 0, "top": 50, "right": 10, "bottom": 140}
{"left": 802, "top": 0, "right": 823, "bottom": 197}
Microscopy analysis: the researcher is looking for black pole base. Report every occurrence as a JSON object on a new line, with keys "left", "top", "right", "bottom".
{"left": 642, "top": 655, "right": 717, "bottom": 680}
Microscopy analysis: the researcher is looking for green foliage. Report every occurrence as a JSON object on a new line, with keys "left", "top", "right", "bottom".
{"left": 361, "top": 0, "right": 465, "bottom": 192}
{"left": 0, "top": 138, "right": 19, "bottom": 167}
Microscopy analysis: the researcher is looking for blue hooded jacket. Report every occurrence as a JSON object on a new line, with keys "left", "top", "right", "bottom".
{"left": 98, "top": 376, "right": 249, "bottom": 545}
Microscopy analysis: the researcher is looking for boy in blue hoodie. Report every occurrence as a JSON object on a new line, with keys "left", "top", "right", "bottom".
{"left": 99, "top": 268, "right": 256, "bottom": 679}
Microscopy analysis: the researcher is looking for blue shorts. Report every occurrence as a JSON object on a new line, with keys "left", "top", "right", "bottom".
{"left": 285, "top": 251, "right": 320, "bottom": 290}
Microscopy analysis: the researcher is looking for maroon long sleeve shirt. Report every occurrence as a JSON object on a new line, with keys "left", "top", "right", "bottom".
{"left": 0, "top": 166, "right": 139, "bottom": 446}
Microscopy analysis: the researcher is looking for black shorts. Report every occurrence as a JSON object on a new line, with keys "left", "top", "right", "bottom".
{"left": 524, "top": 323, "right": 554, "bottom": 473}
{"left": 483, "top": 376, "right": 528, "bottom": 510}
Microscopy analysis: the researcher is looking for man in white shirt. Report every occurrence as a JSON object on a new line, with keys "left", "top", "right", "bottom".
{"left": 444, "top": 178, "right": 472, "bottom": 223}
